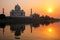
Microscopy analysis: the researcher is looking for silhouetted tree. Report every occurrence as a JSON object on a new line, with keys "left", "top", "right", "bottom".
{"left": 0, "top": 14, "right": 5, "bottom": 19}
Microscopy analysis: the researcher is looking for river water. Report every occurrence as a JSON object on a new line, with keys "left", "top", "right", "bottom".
{"left": 0, "top": 22, "right": 60, "bottom": 40}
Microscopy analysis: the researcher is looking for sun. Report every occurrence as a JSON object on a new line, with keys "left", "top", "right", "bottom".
{"left": 48, "top": 28, "right": 52, "bottom": 32}
{"left": 47, "top": 8, "right": 53, "bottom": 13}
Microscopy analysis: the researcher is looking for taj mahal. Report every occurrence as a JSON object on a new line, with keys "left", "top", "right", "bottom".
{"left": 10, "top": 4, "right": 25, "bottom": 17}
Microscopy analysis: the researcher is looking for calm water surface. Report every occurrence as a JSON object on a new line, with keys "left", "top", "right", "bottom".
{"left": 0, "top": 22, "right": 60, "bottom": 40}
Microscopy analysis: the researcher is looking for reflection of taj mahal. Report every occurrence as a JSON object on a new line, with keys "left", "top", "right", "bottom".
{"left": 10, "top": 4, "right": 25, "bottom": 17}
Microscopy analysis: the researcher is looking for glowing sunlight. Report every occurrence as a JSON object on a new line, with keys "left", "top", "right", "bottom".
{"left": 47, "top": 8, "right": 53, "bottom": 13}
{"left": 48, "top": 28, "right": 53, "bottom": 32}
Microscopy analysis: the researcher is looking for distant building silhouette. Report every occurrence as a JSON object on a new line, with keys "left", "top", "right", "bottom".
{"left": 10, "top": 4, "right": 25, "bottom": 17}
{"left": 32, "top": 13, "right": 39, "bottom": 18}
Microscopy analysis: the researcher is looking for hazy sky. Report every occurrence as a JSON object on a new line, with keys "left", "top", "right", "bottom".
{"left": 0, "top": 0, "right": 60, "bottom": 18}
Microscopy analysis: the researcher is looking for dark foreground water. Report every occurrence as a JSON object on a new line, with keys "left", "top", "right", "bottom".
{"left": 0, "top": 22, "right": 60, "bottom": 40}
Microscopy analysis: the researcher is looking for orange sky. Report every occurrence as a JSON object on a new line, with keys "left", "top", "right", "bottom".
{"left": 0, "top": 0, "right": 60, "bottom": 18}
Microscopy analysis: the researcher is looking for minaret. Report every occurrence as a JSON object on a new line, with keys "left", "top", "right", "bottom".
{"left": 30, "top": 8, "right": 32, "bottom": 16}
{"left": 2, "top": 8, "right": 4, "bottom": 14}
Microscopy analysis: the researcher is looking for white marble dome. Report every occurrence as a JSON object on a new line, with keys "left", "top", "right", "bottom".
{"left": 15, "top": 4, "right": 21, "bottom": 11}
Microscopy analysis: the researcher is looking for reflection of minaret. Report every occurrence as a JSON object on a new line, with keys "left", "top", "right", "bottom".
{"left": 3, "top": 28, "right": 4, "bottom": 35}
{"left": 31, "top": 26, "right": 32, "bottom": 33}
{"left": 30, "top": 24, "right": 32, "bottom": 33}
{"left": 30, "top": 8, "right": 32, "bottom": 16}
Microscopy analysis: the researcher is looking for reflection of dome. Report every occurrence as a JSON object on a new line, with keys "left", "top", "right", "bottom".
{"left": 15, "top": 4, "right": 21, "bottom": 11}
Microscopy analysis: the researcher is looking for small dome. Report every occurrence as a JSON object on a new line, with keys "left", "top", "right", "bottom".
{"left": 21, "top": 10, "right": 25, "bottom": 13}
{"left": 15, "top": 4, "right": 21, "bottom": 11}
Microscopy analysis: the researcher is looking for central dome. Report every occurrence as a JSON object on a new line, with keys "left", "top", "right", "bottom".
{"left": 15, "top": 4, "right": 21, "bottom": 11}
